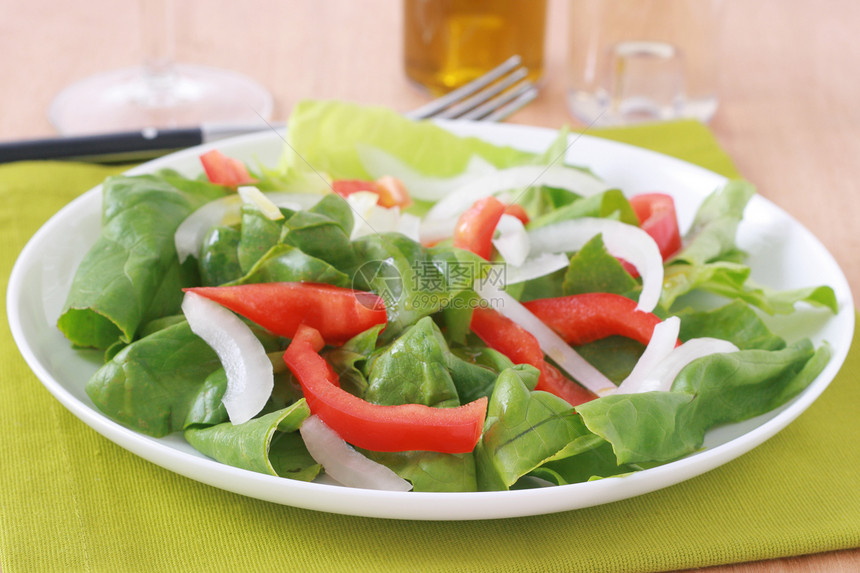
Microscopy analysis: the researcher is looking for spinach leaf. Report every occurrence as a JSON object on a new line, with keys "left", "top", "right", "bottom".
{"left": 672, "top": 180, "right": 755, "bottom": 266}
{"left": 562, "top": 234, "right": 639, "bottom": 297}
{"left": 199, "top": 225, "right": 243, "bottom": 286}
{"left": 351, "top": 233, "right": 448, "bottom": 339}
{"left": 360, "top": 450, "right": 477, "bottom": 492}
{"left": 281, "top": 195, "right": 356, "bottom": 272}
{"left": 576, "top": 340, "right": 829, "bottom": 465}
{"left": 476, "top": 366, "right": 598, "bottom": 490}
{"left": 323, "top": 324, "right": 385, "bottom": 397}
{"left": 530, "top": 440, "right": 639, "bottom": 485}
{"left": 87, "top": 318, "right": 282, "bottom": 437}
{"left": 185, "top": 400, "right": 320, "bottom": 481}
{"left": 230, "top": 244, "right": 350, "bottom": 287}
{"left": 675, "top": 300, "right": 786, "bottom": 350}
{"left": 59, "top": 174, "right": 226, "bottom": 349}
{"left": 86, "top": 320, "right": 222, "bottom": 437}
{"left": 237, "top": 205, "right": 287, "bottom": 273}
{"left": 528, "top": 189, "right": 637, "bottom": 229}
{"left": 447, "top": 346, "right": 515, "bottom": 404}
{"left": 365, "top": 317, "right": 461, "bottom": 407}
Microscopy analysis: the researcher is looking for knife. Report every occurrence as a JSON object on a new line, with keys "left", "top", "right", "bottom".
{"left": 0, "top": 122, "right": 285, "bottom": 164}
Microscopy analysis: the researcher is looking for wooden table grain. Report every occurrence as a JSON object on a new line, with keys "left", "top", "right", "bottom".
{"left": 1, "top": 1, "right": 857, "bottom": 571}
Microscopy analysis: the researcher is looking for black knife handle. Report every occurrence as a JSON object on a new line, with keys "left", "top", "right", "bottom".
{"left": 0, "top": 127, "right": 205, "bottom": 164}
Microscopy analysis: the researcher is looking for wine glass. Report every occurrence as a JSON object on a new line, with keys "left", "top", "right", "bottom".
{"left": 48, "top": 0, "right": 273, "bottom": 135}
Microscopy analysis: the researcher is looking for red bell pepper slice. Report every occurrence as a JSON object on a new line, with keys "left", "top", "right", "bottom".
{"left": 630, "top": 193, "right": 682, "bottom": 260}
{"left": 199, "top": 149, "right": 257, "bottom": 187}
{"left": 503, "top": 203, "right": 530, "bottom": 225}
{"left": 284, "top": 325, "right": 487, "bottom": 453}
{"left": 470, "top": 307, "right": 596, "bottom": 406}
{"left": 330, "top": 176, "right": 413, "bottom": 209}
{"left": 183, "top": 282, "right": 387, "bottom": 346}
{"left": 522, "top": 292, "right": 675, "bottom": 347}
{"left": 453, "top": 196, "right": 506, "bottom": 260}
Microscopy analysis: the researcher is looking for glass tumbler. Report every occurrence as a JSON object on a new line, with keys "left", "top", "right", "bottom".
{"left": 566, "top": 0, "right": 724, "bottom": 126}
{"left": 403, "top": 0, "right": 547, "bottom": 95}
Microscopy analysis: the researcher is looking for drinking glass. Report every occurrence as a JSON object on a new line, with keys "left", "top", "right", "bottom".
{"left": 403, "top": 0, "right": 547, "bottom": 95}
{"left": 566, "top": 0, "right": 724, "bottom": 126}
{"left": 49, "top": 0, "right": 273, "bottom": 135}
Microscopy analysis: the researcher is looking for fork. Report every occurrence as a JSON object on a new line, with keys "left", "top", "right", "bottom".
{"left": 0, "top": 55, "right": 538, "bottom": 164}
{"left": 405, "top": 55, "right": 538, "bottom": 122}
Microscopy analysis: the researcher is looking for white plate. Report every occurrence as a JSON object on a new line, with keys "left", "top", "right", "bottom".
{"left": 7, "top": 122, "right": 854, "bottom": 520}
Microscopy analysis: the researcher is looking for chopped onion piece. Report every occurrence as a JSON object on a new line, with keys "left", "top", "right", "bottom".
{"left": 527, "top": 218, "right": 664, "bottom": 312}
{"left": 174, "top": 192, "right": 320, "bottom": 263}
{"left": 492, "top": 214, "right": 530, "bottom": 267}
{"left": 614, "top": 316, "right": 680, "bottom": 395}
{"left": 424, "top": 165, "right": 610, "bottom": 222}
{"left": 419, "top": 217, "right": 457, "bottom": 244}
{"left": 635, "top": 338, "right": 740, "bottom": 394}
{"left": 238, "top": 186, "right": 284, "bottom": 220}
{"left": 474, "top": 280, "right": 616, "bottom": 395}
{"left": 504, "top": 253, "right": 571, "bottom": 286}
{"left": 346, "top": 191, "right": 381, "bottom": 240}
{"left": 300, "top": 415, "right": 413, "bottom": 491}
{"left": 357, "top": 144, "right": 497, "bottom": 201}
{"left": 175, "top": 194, "right": 243, "bottom": 263}
{"left": 397, "top": 212, "right": 422, "bottom": 242}
{"left": 181, "top": 291, "right": 273, "bottom": 424}
{"left": 266, "top": 192, "right": 322, "bottom": 211}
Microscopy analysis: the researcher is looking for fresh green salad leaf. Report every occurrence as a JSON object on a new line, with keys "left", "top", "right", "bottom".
{"left": 283, "top": 99, "right": 534, "bottom": 181}
{"left": 576, "top": 340, "right": 830, "bottom": 465}
{"left": 185, "top": 399, "right": 320, "bottom": 481}
{"left": 365, "top": 317, "right": 461, "bottom": 407}
{"left": 59, "top": 175, "right": 226, "bottom": 348}
{"left": 476, "top": 366, "right": 600, "bottom": 490}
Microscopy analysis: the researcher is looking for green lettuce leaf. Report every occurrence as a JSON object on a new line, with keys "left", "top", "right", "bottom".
{"left": 364, "top": 317, "right": 461, "bottom": 407}
{"left": 198, "top": 225, "right": 243, "bottom": 286}
{"left": 282, "top": 99, "right": 534, "bottom": 182}
{"left": 576, "top": 340, "right": 829, "bottom": 465}
{"left": 230, "top": 244, "right": 350, "bottom": 287}
{"left": 527, "top": 188, "right": 637, "bottom": 229}
{"left": 58, "top": 174, "right": 226, "bottom": 348}
{"left": 476, "top": 366, "right": 600, "bottom": 490}
{"left": 360, "top": 450, "right": 477, "bottom": 492}
{"left": 86, "top": 319, "right": 281, "bottom": 437}
{"left": 675, "top": 300, "right": 786, "bottom": 350}
{"left": 185, "top": 399, "right": 320, "bottom": 481}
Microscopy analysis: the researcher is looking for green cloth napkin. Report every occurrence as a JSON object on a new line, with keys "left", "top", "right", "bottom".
{"left": 2, "top": 122, "right": 858, "bottom": 573}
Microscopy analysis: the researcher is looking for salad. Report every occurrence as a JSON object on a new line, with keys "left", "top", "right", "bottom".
{"left": 56, "top": 100, "right": 838, "bottom": 493}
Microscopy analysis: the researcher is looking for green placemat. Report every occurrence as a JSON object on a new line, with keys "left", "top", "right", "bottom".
{"left": 2, "top": 123, "right": 858, "bottom": 573}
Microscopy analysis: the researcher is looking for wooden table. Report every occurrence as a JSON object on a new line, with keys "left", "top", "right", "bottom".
{"left": 1, "top": 0, "right": 858, "bottom": 571}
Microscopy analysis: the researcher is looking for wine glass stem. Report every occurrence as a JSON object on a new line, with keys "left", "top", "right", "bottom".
{"left": 140, "top": 0, "right": 177, "bottom": 103}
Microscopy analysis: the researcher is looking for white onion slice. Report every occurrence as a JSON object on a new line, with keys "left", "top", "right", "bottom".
{"left": 175, "top": 195, "right": 243, "bottom": 263}
{"left": 474, "top": 281, "right": 617, "bottom": 395}
{"left": 492, "top": 214, "right": 530, "bottom": 267}
{"left": 299, "top": 415, "right": 413, "bottom": 491}
{"left": 238, "top": 186, "right": 285, "bottom": 220}
{"left": 614, "top": 316, "right": 680, "bottom": 395}
{"left": 346, "top": 192, "right": 420, "bottom": 241}
{"left": 419, "top": 217, "right": 457, "bottom": 245}
{"left": 503, "top": 252, "right": 571, "bottom": 286}
{"left": 346, "top": 191, "right": 381, "bottom": 240}
{"left": 424, "top": 165, "right": 610, "bottom": 222}
{"left": 397, "top": 212, "right": 422, "bottom": 242}
{"left": 527, "top": 218, "right": 664, "bottom": 313}
{"left": 181, "top": 291, "right": 273, "bottom": 424}
{"left": 357, "top": 144, "right": 498, "bottom": 202}
{"left": 174, "top": 192, "right": 321, "bottom": 263}
{"left": 635, "top": 338, "right": 740, "bottom": 394}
